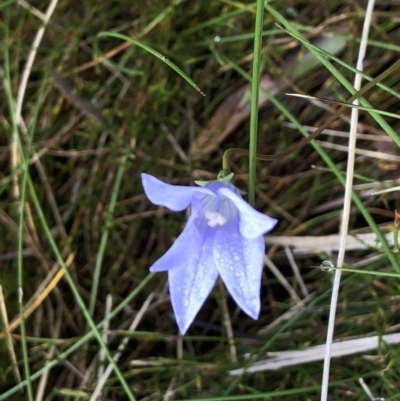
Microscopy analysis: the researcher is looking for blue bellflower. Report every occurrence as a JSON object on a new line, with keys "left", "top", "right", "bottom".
{"left": 142, "top": 173, "right": 278, "bottom": 334}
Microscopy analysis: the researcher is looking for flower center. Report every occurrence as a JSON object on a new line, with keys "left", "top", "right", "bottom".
{"left": 204, "top": 209, "right": 227, "bottom": 227}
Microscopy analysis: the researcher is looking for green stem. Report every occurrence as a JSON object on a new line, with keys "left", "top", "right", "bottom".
{"left": 17, "top": 147, "right": 34, "bottom": 401}
{"left": 222, "top": 149, "right": 232, "bottom": 175}
{"left": 89, "top": 155, "right": 128, "bottom": 319}
{"left": 3, "top": 6, "right": 34, "bottom": 399}
{"left": 248, "top": 0, "right": 265, "bottom": 206}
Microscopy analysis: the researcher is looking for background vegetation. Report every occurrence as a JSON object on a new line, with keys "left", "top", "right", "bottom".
{"left": 1, "top": 0, "right": 400, "bottom": 400}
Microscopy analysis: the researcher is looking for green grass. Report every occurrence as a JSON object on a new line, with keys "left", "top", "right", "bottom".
{"left": 1, "top": 0, "right": 400, "bottom": 400}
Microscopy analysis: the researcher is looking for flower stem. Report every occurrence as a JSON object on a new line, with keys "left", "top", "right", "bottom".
{"left": 248, "top": 0, "right": 265, "bottom": 206}
{"left": 221, "top": 149, "right": 233, "bottom": 177}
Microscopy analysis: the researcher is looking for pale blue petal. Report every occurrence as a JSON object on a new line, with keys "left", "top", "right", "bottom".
{"left": 168, "top": 228, "right": 218, "bottom": 334}
{"left": 149, "top": 215, "right": 202, "bottom": 272}
{"left": 217, "top": 187, "right": 277, "bottom": 239}
{"left": 204, "top": 180, "right": 240, "bottom": 196}
{"left": 141, "top": 173, "right": 215, "bottom": 212}
{"left": 214, "top": 219, "right": 265, "bottom": 319}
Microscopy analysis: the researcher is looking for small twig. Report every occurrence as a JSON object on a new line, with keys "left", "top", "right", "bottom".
{"left": 51, "top": 74, "right": 105, "bottom": 123}
{"left": 160, "top": 123, "right": 189, "bottom": 163}
{"left": 163, "top": 375, "right": 178, "bottom": 401}
{"left": 218, "top": 280, "right": 237, "bottom": 363}
{"left": 284, "top": 246, "right": 309, "bottom": 298}
{"left": 284, "top": 122, "right": 393, "bottom": 142}
{"left": 0, "top": 286, "right": 22, "bottom": 385}
{"left": 257, "top": 293, "right": 314, "bottom": 336}
{"left": 15, "top": 0, "right": 59, "bottom": 121}
{"left": 34, "top": 306, "right": 62, "bottom": 401}
{"left": 89, "top": 294, "right": 154, "bottom": 401}
{"left": 17, "top": 0, "right": 46, "bottom": 21}
{"left": 98, "top": 294, "right": 113, "bottom": 380}
{"left": 12, "top": 0, "right": 60, "bottom": 199}
{"left": 230, "top": 332, "right": 400, "bottom": 374}
{"left": 316, "top": 140, "right": 400, "bottom": 162}
{"left": 264, "top": 255, "right": 302, "bottom": 303}
{"left": 358, "top": 377, "right": 382, "bottom": 401}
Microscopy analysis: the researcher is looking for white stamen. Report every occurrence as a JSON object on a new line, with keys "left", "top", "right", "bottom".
{"left": 205, "top": 209, "right": 227, "bottom": 227}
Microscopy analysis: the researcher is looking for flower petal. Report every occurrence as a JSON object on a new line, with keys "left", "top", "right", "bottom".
{"left": 217, "top": 187, "right": 277, "bottom": 239}
{"left": 204, "top": 180, "right": 240, "bottom": 196}
{"left": 214, "top": 219, "right": 265, "bottom": 319}
{"left": 141, "top": 173, "right": 214, "bottom": 211}
{"left": 168, "top": 227, "right": 218, "bottom": 334}
{"left": 149, "top": 216, "right": 202, "bottom": 272}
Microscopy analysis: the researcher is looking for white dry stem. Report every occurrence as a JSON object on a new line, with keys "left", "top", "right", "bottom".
{"left": 320, "top": 0, "right": 376, "bottom": 400}
{"left": 89, "top": 294, "right": 154, "bottom": 401}
{"left": 229, "top": 332, "right": 400, "bottom": 374}
{"left": 74, "top": 296, "right": 113, "bottom": 401}
{"left": 359, "top": 377, "right": 381, "bottom": 401}
{"left": 265, "top": 231, "right": 393, "bottom": 254}
{"left": 284, "top": 246, "right": 309, "bottom": 297}
{"left": 257, "top": 293, "right": 314, "bottom": 336}
{"left": 35, "top": 312, "right": 62, "bottom": 401}
{"left": 17, "top": 0, "right": 46, "bottom": 21}
{"left": 163, "top": 375, "right": 178, "bottom": 401}
{"left": 15, "top": 0, "right": 59, "bottom": 121}
{"left": 284, "top": 122, "right": 393, "bottom": 143}
{"left": 264, "top": 256, "right": 302, "bottom": 303}
{"left": 12, "top": 0, "right": 60, "bottom": 199}
{"left": 371, "top": 185, "right": 400, "bottom": 195}
{"left": 75, "top": 350, "right": 101, "bottom": 401}
{"left": 98, "top": 295, "right": 113, "bottom": 380}
{"left": 316, "top": 140, "right": 400, "bottom": 162}
{"left": 0, "top": 286, "right": 21, "bottom": 384}
{"left": 218, "top": 280, "right": 238, "bottom": 363}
